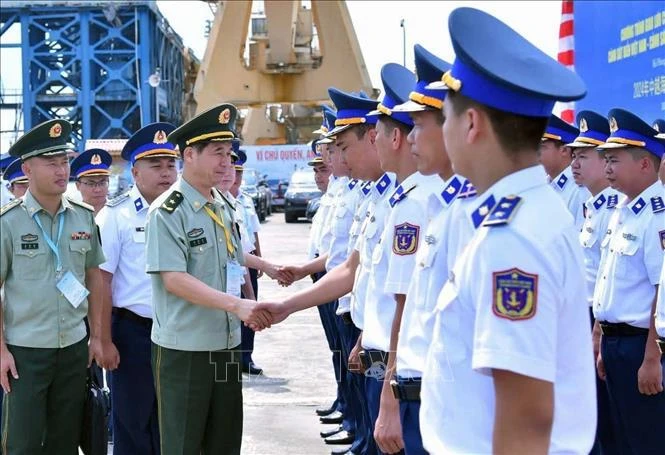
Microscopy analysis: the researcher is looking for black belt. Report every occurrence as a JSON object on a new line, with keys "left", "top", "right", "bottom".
{"left": 359, "top": 349, "right": 388, "bottom": 371}
{"left": 599, "top": 322, "right": 648, "bottom": 337}
{"left": 112, "top": 307, "right": 152, "bottom": 329}
{"left": 657, "top": 337, "right": 665, "bottom": 355}
{"left": 340, "top": 312, "right": 353, "bottom": 325}
{"left": 391, "top": 378, "right": 421, "bottom": 402}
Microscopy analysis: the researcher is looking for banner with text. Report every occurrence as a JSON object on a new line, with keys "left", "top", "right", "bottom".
{"left": 575, "top": 2, "right": 664, "bottom": 120}
{"left": 242, "top": 144, "right": 317, "bottom": 180}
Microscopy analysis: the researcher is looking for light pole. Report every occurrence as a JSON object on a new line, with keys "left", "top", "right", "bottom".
{"left": 400, "top": 19, "right": 406, "bottom": 67}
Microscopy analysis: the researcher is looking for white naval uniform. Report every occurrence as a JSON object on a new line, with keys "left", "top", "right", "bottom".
{"left": 318, "top": 176, "right": 343, "bottom": 258}
{"left": 234, "top": 191, "right": 261, "bottom": 254}
{"left": 579, "top": 188, "right": 621, "bottom": 307}
{"left": 656, "top": 260, "right": 665, "bottom": 337}
{"left": 593, "top": 182, "right": 665, "bottom": 328}
{"left": 362, "top": 172, "right": 439, "bottom": 353}
{"left": 308, "top": 188, "right": 335, "bottom": 260}
{"left": 351, "top": 173, "right": 396, "bottom": 330}
{"left": 96, "top": 186, "right": 153, "bottom": 318}
{"left": 1, "top": 180, "right": 12, "bottom": 206}
{"left": 326, "top": 178, "right": 362, "bottom": 315}
{"left": 396, "top": 175, "right": 473, "bottom": 379}
{"left": 550, "top": 166, "right": 591, "bottom": 230}
{"left": 421, "top": 165, "right": 596, "bottom": 454}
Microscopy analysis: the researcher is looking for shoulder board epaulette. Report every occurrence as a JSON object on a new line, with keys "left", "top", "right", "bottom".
{"left": 160, "top": 190, "right": 183, "bottom": 214}
{"left": 651, "top": 196, "right": 665, "bottom": 213}
{"left": 482, "top": 195, "right": 523, "bottom": 227}
{"left": 606, "top": 194, "right": 618, "bottom": 209}
{"left": 389, "top": 185, "right": 417, "bottom": 208}
{"left": 0, "top": 198, "right": 22, "bottom": 216}
{"left": 67, "top": 197, "right": 94, "bottom": 211}
{"left": 457, "top": 180, "right": 477, "bottom": 199}
{"left": 105, "top": 192, "right": 130, "bottom": 208}
{"left": 348, "top": 179, "right": 359, "bottom": 190}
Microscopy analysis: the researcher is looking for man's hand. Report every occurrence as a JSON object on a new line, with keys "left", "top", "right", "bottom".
{"left": 246, "top": 301, "right": 291, "bottom": 331}
{"left": 236, "top": 299, "right": 273, "bottom": 330}
{"left": 596, "top": 352, "right": 606, "bottom": 381}
{"left": 374, "top": 396, "right": 404, "bottom": 454}
{"left": 278, "top": 265, "right": 307, "bottom": 285}
{"left": 0, "top": 345, "right": 18, "bottom": 393}
{"left": 88, "top": 337, "right": 119, "bottom": 370}
{"left": 348, "top": 343, "right": 364, "bottom": 374}
{"left": 637, "top": 357, "right": 664, "bottom": 395}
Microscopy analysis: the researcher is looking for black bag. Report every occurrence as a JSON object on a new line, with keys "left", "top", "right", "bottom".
{"left": 79, "top": 363, "right": 110, "bottom": 455}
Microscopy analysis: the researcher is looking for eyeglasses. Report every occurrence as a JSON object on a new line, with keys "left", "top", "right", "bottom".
{"left": 79, "top": 179, "right": 109, "bottom": 188}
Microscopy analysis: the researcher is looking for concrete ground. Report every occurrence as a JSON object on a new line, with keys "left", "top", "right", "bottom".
{"left": 241, "top": 213, "right": 343, "bottom": 454}
{"left": 101, "top": 212, "right": 344, "bottom": 454}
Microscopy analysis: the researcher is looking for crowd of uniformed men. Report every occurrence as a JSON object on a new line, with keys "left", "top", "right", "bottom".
{"left": 1, "top": 6, "right": 664, "bottom": 455}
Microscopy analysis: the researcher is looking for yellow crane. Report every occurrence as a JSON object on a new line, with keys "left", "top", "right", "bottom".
{"left": 194, "top": 0, "right": 376, "bottom": 144}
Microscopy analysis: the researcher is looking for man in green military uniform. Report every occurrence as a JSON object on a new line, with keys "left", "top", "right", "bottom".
{"left": 0, "top": 119, "right": 118, "bottom": 453}
{"left": 145, "top": 103, "right": 271, "bottom": 454}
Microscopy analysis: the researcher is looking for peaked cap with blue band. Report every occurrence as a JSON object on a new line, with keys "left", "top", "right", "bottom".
{"left": 70, "top": 148, "right": 112, "bottom": 179}
{"left": 566, "top": 110, "right": 611, "bottom": 148}
{"left": 167, "top": 103, "right": 238, "bottom": 152}
{"left": 597, "top": 108, "right": 664, "bottom": 158}
{"left": 368, "top": 63, "right": 417, "bottom": 126}
{"left": 0, "top": 153, "right": 13, "bottom": 173}
{"left": 653, "top": 119, "right": 665, "bottom": 139}
{"left": 542, "top": 115, "right": 579, "bottom": 145}
{"left": 121, "top": 122, "right": 179, "bottom": 165}
{"left": 2, "top": 158, "right": 28, "bottom": 184}
{"left": 326, "top": 88, "right": 378, "bottom": 137}
{"left": 317, "top": 106, "right": 337, "bottom": 144}
{"left": 234, "top": 149, "right": 247, "bottom": 170}
{"left": 9, "top": 119, "right": 74, "bottom": 160}
{"left": 394, "top": 44, "right": 452, "bottom": 113}
{"left": 432, "top": 7, "right": 586, "bottom": 117}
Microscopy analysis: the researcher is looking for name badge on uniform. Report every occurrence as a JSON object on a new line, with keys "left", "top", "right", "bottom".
{"left": 56, "top": 271, "right": 90, "bottom": 308}
{"left": 226, "top": 260, "right": 245, "bottom": 297}
{"left": 133, "top": 226, "right": 146, "bottom": 243}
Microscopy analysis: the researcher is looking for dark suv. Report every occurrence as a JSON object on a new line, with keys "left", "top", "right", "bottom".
{"left": 284, "top": 169, "right": 322, "bottom": 223}
{"left": 241, "top": 168, "right": 271, "bottom": 221}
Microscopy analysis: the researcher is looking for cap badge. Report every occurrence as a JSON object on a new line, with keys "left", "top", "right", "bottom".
{"left": 154, "top": 130, "right": 167, "bottom": 144}
{"left": 609, "top": 117, "right": 618, "bottom": 133}
{"left": 219, "top": 108, "right": 231, "bottom": 125}
{"left": 579, "top": 118, "right": 588, "bottom": 132}
{"left": 49, "top": 123, "right": 62, "bottom": 138}
{"left": 90, "top": 154, "right": 102, "bottom": 165}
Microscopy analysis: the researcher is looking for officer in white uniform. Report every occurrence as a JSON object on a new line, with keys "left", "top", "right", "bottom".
{"left": 0, "top": 154, "right": 15, "bottom": 206}
{"left": 566, "top": 109, "right": 619, "bottom": 455}
{"left": 96, "top": 122, "right": 179, "bottom": 453}
{"left": 540, "top": 114, "right": 591, "bottom": 229}
{"left": 421, "top": 8, "right": 596, "bottom": 454}
{"left": 592, "top": 108, "right": 665, "bottom": 454}
{"left": 656, "top": 261, "right": 665, "bottom": 349}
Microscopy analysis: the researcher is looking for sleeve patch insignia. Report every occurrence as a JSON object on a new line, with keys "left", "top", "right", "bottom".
{"left": 392, "top": 222, "right": 419, "bottom": 256}
{"left": 187, "top": 227, "right": 204, "bottom": 238}
{"left": 659, "top": 230, "right": 665, "bottom": 250}
{"left": 492, "top": 268, "right": 538, "bottom": 321}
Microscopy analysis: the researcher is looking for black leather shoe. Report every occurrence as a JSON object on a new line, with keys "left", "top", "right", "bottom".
{"left": 320, "top": 425, "right": 344, "bottom": 438}
{"left": 330, "top": 449, "right": 353, "bottom": 455}
{"left": 241, "top": 362, "right": 264, "bottom": 375}
{"left": 324, "top": 431, "right": 355, "bottom": 445}
{"left": 316, "top": 404, "right": 337, "bottom": 416}
{"left": 319, "top": 411, "right": 344, "bottom": 424}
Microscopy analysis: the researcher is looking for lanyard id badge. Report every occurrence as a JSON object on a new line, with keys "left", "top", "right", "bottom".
{"left": 226, "top": 260, "right": 245, "bottom": 297}
{"left": 56, "top": 271, "right": 90, "bottom": 308}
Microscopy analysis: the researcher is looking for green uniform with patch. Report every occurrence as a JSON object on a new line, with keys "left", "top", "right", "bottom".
{"left": 145, "top": 102, "right": 246, "bottom": 455}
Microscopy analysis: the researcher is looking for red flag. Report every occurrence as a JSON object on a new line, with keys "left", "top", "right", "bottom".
{"left": 557, "top": 1, "right": 575, "bottom": 124}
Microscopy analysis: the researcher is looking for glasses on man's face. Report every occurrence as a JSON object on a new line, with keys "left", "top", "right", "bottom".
{"left": 79, "top": 179, "right": 109, "bottom": 189}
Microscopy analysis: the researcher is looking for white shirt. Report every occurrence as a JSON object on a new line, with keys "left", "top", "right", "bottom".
{"left": 1, "top": 180, "right": 13, "bottom": 206}
{"left": 396, "top": 175, "right": 474, "bottom": 378}
{"left": 232, "top": 193, "right": 256, "bottom": 254}
{"left": 579, "top": 187, "right": 622, "bottom": 306}
{"left": 550, "top": 166, "right": 591, "bottom": 230}
{"left": 96, "top": 186, "right": 153, "bottom": 318}
{"left": 421, "top": 165, "right": 596, "bottom": 454}
{"left": 238, "top": 192, "right": 261, "bottom": 240}
{"left": 362, "top": 173, "right": 439, "bottom": 352}
{"left": 308, "top": 191, "right": 333, "bottom": 259}
{"left": 593, "top": 181, "right": 665, "bottom": 327}
{"left": 351, "top": 173, "right": 396, "bottom": 329}
{"left": 319, "top": 176, "right": 343, "bottom": 256}
{"left": 656, "top": 260, "right": 665, "bottom": 337}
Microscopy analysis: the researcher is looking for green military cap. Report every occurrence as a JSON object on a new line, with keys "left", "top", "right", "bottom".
{"left": 168, "top": 103, "right": 238, "bottom": 152}
{"left": 8, "top": 119, "right": 73, "bottom": 160}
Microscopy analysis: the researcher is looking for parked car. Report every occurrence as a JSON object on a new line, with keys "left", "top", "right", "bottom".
{"left": 306, "top": 196, "right": 321, "bottom": 222}
{"left": 284, "top": 169, "right": 321, "bottom": 223}
{"left": 241, "top": 168, "right": 271, "bottom": 221}
{"left": 266, "top": 178, "right": 289, "bottom": 211}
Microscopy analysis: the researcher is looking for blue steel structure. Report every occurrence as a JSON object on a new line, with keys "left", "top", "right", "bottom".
{"left": 0, "top": 1, "right": 187, "bottom": 151}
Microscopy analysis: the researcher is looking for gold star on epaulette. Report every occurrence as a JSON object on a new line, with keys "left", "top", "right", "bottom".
{"left": 160, "top": 190, "right": 183, "bottom": 214}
